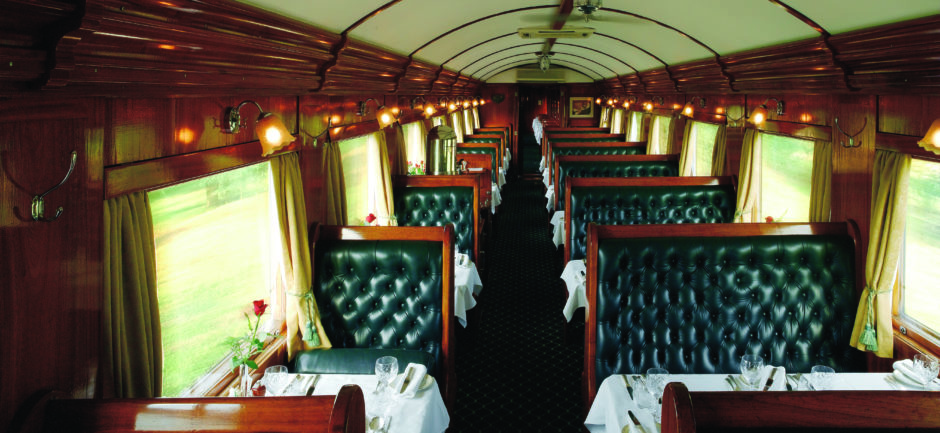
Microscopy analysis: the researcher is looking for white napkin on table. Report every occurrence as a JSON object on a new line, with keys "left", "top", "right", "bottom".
{"left": 891, "top": 359, "right": 940, "bottom": 389}
{"left": 391, "top": 363, "right": 427, "bottom": 398}
{"left": 731, "top": 365, "right": 787, "bottom": 391}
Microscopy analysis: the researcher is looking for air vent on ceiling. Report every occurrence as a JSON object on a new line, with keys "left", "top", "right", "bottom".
{"left": 517, "top": 26, "right": 594, "bottom": 39}
{"left": 517, "top": 68, "right": 566, "bottom": 83}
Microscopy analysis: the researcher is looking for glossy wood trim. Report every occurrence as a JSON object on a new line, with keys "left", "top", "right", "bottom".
{"left": 547, "top": 141, "right": 648, "bottom": 184}
{"left": 38, "top": 386, "right": 366, "bottom": 433}
{"left": 753, "top": 119, "right": 832, "bottom": 142}
{"left": 392, "top": 174, "right": 482, "bottom": 263}
{"left": 685, "top": 111, "right": 728, "bottom": 126}
{"left": 104, "top": 142, "right": 298, "bottom": 199}
{"left": 342, "top": 0, "right": 402, "bottom": 34}
{"left": 311, "top": 224, "right": 456, "bottom": 412}
{"left": 875, "top": 132, "right": 940, "bottom": 161}
{"left": 661, "top": 382, "right": 940, "bottom": 432}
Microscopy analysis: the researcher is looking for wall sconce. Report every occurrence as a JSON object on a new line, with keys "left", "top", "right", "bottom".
{"left": 749, "top": 97, "right": 785, "bottom": 125}
{"left": 439, "top": 96, "right": 449, "bottom": 108}
{"left": 410, "top": 96, "right": 426, "bottom": 111}
{"left": 472, "top": 98, "right": 479, "bottom": 107}
{"left": 462, "top": 99, "right": 471, "bottom": 109}
{"left": 681, "top": 96, "right": 706, "bottom": 117}
{"left": 916, "top": 118, "right": 940, "bottom": 154}
{"left": 357, "top": 98, "right": 397, "bottom": 129}
{"left": 222, "top": 100, "right": 293, "bottom": 157}
{"left": 595, "top": 95, "right": 606, "bottom": 105}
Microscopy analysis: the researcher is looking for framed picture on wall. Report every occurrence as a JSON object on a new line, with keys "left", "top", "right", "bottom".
{"left": 569, "top": 96, "right": 594, "bottom": 118}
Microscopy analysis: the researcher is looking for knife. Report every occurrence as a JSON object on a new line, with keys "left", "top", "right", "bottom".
{"left": 725, "top": 374, "right": 738, "bottom": 391}
{"left": 627, "top": 410, "right": 647, "bottom": 433}
{"left": 399, "top": 366, "right": 415, "bottom": 393}
{"left": 621, "top": 375, "right": 634, "bottom": 400}
{"left": 762, "top": 367, "right": 778, "bottom": 391}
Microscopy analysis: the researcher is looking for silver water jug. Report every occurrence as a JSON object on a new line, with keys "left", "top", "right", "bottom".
{"left": 425, "top": 125, "right": 457, "bottom": 175}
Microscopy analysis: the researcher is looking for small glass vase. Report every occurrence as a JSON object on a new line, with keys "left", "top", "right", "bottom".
{"left": 239, "top": 364, "right": 252, "bottom": 397}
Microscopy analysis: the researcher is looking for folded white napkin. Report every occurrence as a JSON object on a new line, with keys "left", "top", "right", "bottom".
{"left": 391, "top": 363, "right": 427, "bottom": 398}
{"left": 892, "top": 359, "right": 939, "bottom": 389}
{"left": 731, "top": 365, "right": 787, "bottom": 391}
{"left": 455, "top": 252, "right": 471, "bottom": 268}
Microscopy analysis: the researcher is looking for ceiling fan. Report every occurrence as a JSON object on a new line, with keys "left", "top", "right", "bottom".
{"left": 575, "top": 0, "right": 602, "bottom": 22}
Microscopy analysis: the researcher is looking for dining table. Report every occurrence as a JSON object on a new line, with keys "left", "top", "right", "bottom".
{"left": 271, "top": 373, "right": 449, "bottom": 433}
{"left": 585, "top": 371, "right": 906, "bottom": 433}
{"left": 453, "top": 254, "right": 483, "bottom": 327}
{"left": 559, "top": 259, "right": 587, "bottom": 322}
{"left": 550, "top": 211, "right": 565, "bottom": 248}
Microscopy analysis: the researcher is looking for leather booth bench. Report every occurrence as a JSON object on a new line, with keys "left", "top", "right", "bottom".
{"left": 456, "top": 142, "right": 500, "bottom": 184}
{"left": 564, "top": 176, "right": 737, "bottom": 263}
{"left": 547, "top": 141, "right": 646, "bottom": 186}
{"left": 295, "top": 225, "right": 456, "bottom": 410}
{"left": 392, "top": 174, "right": 483, "bottom": 264}
{"left": 582, "top": 222, "right": 865, "bottom": 409}
{"left": 543, "top": 133, "right": 625, "bottom": 166}
{"left": 18, "top": 386, "right": 365, "bottom": 433}
{"left": 553, "top": 154, "right": 680, "bottom": 211}
{"left": 661, "top": 382, "right": 940, "bottom": 433}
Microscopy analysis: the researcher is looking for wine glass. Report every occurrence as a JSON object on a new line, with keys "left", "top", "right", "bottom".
{"left": 645, "top": 368, "right": 668, "bottom": 423}
{"left": 263, "top": 365, "right": 288, "bottom": 396}
{"left": 913, "top": 354, "right": 939, "bottom": 390}
{"left": 374, "top": 356, "right": 399, "bottom": 395}
{"left": 740, "top": 355, "right": 764, "bottom": 390}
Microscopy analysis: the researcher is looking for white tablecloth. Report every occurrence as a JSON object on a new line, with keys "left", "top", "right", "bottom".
{"left": 585, "top": 372, "right": 895, "bottom": 433}
{"left": 490, "top": 183, "right": 501, "bottom": 214}
{"left": 545, "top": 187, "right": 554, "bottom": 212}
{"left": 533, "top": 118, "right": 543, "bottom": 145}
{"left": 281, "top": 373, "right": 450, "bottom": 433}
{"left": 542, "top": 167, "right": 551, "bottom": 188}
{"left": 498, "top": 168, "right": 506, "bottom": 189}
{"left": 454, "top": 259, "right": 483, "bottom": 327}
{"left": 550, "top": 211, "right": 565, "bottom": 248}
{"left": 539, "top": 156, "right": 546, "bottom": 172}
{"left": 560, "top": 260, "right": 587, "bottom": 322}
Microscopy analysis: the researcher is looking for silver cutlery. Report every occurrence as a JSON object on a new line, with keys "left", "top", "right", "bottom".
{"left": 725, "top": 374, "right": 738, "bottom": 391}
{"left": 762, "top": 367, "right": 778, "bottom": 391}
{"left": 621, "top": 375, "right": 634, "bottom": 400}
{"left": 627, "top": 410, "right": 647, "bottom": 433}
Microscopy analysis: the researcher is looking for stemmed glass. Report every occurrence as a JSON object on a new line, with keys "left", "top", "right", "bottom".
{"left": 740, "top": 355, "right": 764, "bottom": 390}
{"left": 913, "top": 354, "right": 939, "bottom": 390}
{"left": 645, "top": 368, "right": 668, "bottom": 423}
{"left": 374, "top": 356, "right": 399, "bottom": 396}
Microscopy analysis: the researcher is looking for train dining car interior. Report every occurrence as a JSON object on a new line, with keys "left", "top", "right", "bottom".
{"left": 5, "top": 0, "right": 940, "bottom": 432}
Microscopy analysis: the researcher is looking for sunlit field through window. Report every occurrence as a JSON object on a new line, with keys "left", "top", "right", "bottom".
{"left": 692, "top": 122, "right": 719, "bottom": 176}
{"left": 149, "top": 162, "right": 278, "bottom": 396}
{"left": 901, "top": 158, "right": 940, "bottom": 335}
{"left": 760, "top": 133, "right": 813, "bottom": 222}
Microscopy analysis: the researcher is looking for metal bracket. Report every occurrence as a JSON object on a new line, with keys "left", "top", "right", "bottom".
{"left": 835, "top": 117, "right": 867, "bottom": 148}
{"left": 31, "top": 151, "right": 77, "bottom": 222}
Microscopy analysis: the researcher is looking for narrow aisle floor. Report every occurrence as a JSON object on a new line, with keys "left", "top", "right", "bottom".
{"left": 450, "top": 177, "right": 583, "bottom": 432}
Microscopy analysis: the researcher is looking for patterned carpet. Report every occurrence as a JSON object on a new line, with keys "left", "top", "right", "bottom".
{"left": 449, "top": 175, "right": 584, "bottom": 432}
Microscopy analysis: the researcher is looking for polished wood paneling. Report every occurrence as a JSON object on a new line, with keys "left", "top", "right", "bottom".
{"left": 0, "top": 98, "right": 104, "bottom": 431}
{"left": 830, "top": 94, "right": 876, "bottom": 262}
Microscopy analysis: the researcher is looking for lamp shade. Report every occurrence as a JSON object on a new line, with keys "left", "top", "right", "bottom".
{"left": 376, "top": 105, "right": 397, "bottom": 129}
{"left": 682, "top": 103, "right": 694, "bottom": 117}
{"left": 257, "top": 113, "right": 293, "bottom": 156}
{"left": 749, "top": 105, "right": 768, "bottom": 125}
{"left": 917, "top": 118, "right": 940, "bottom": 155}
{"left": 424, "top": 105, "right": 436, "bottom": 117}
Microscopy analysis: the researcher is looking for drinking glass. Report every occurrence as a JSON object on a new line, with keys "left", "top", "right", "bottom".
{"left": 645, "top": 368, "right": 668, "bottom": 423}
{"left": 740, "top": 355, "right": 764, "bottom": 390}
{"left": 913, "top": 354, "right": 940, "bottom": 390}
{"left": 263, "top": 365, "right": 288, "bottom": 396}
{"left": 374, "top": 356, "right": 399, "bottom": 395}
{"left": 633, "top": 377, "right": 656, "bottom": 420}
{"left": 809, "top": 365, "right": 835, "bottom": 390}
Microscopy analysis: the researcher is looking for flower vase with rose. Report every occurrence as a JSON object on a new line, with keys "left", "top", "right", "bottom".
{"left": 224, "top": 300, "right": 275, "bottom": 396}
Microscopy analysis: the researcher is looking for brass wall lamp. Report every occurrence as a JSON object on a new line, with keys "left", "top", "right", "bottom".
{"left": 221, "top": 100, "right": 293, "bottom": 156}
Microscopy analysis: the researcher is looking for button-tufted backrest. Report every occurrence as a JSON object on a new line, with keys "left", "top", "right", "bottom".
{"left": 395, "top": 186, "right": 475, "bottom": 260}
{"left": 313, "top": 237, "right": 445, "bottom": 375}
{"left": 549, "top": 144, "right": 646, "bottom": 184}
{"left": 587, "top": 223, "right": 863, "bottom": 398}
{"left": 456, "top": 146, "right": 497, "bottom": 182}
{"left": 557, "top": 157, "right": 679, "bottom": 210}
{"left": 567, "top": 179, "right": 735, "bottom": 262}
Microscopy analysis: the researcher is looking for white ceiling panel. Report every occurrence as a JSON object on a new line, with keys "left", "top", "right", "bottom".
{"left": 785, "top": 0, "right": 940, "bottom": 35}
{"left": 232, "top": 0, "right": 389, "bottom": 34}
{"left": 553, "top": 42, "right": 636, "bottom": 76}
{"left": 463, "top": 46, "right": 546, "bottom": 77}
{"left": 581, "top": 17, "right": 710, "bottom": 66}
{"left": 487, "top": 66, "right": 594, "bottom": 83}
{"left": 413, "top": 12, "right": 557, "bottom": 65}
{"left": 350, "top": 0, "right": 552, "bottom": 57}
{"left": 479, "top": 58, "right": 603, "bottom": 81}
{"left": 575, "top": 34, "right": 662, "bottom": 73}
{"left": 451, "top": 40, "right": 543, "bottom": 72}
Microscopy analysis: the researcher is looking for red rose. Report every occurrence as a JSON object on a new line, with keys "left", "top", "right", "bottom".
{"left": 252, "top": 384, "right": 266, "bottom": 396}
{"left": 765, "top": 216, "right": 774, "bottom": 222}
{"left": 253, "top": 300, "right": 268, "bottom": 316}
{"left": 365, "top": 213, "right": 377, "bottom": 223}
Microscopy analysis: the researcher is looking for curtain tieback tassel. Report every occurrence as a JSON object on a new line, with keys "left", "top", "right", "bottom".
{"left": 859, "top": 288, "right": 878, "bottom": 352}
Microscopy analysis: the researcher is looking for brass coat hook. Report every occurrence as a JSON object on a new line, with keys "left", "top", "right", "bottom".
{"left": 32, "top": 151, "right": 77, "bottom": 222}
{"left": 835, "top": 117, "right": 867, "bottom": 148}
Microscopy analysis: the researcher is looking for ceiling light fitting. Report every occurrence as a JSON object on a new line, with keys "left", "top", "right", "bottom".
{"left": 575, "top": 0, "right": 602, "bottom": 22}
{"left": 221, "top": 100, "right": 293, "bottom": 157}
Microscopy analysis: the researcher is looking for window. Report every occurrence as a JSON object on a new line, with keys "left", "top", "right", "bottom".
{"left": 149, "top": 162, "right": 282, "bottom": 397}
{"left": 686, "top": 121, "right": 720, "bottom": 176}
{"left": 900, "top": 158, "right": 940, "bottom": 338}
{"left": 402, "top": 121, "right": 426, "bottom": 168}
{"left": 627, "top": 111, "right": 645, "bottom": 141}
{"left": 648, "top": 115, "right": 674, "bottom": 154}
{"left": 759, "top": 133, "right": 814, "bottom": 222}
{"left": 338, "top": 135, "right": 372, "bottom": 220}
{"left": 610, "top": 108, "right": 624, "bottom": 134}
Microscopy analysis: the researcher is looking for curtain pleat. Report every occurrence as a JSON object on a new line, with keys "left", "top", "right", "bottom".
{"left": 850, "top": 150, "right": 910, "bottom": 357}
{"left": 664, "top": 116, "right": 677, "bottom": 155}
{"left": 809, "top": 140, "right": 833, "bottom": 222}
{"left": 678, "top": 120, "right": 696, "bottom": 176}
{"left": 472, "top": 107, "right": 480, "bottom": 129}
{"left": 270, "top": 154, "right": 332, "bottom": 359}
{"left": 323, "top": 140, "right": 347, "bottom": 225}
{"left": 710, "top": 124, "right": 728, "bottom": 177}
{"left": 387, "top": 122, "right": 408, "bottom": 176}
{"left": 370, "top": 130, "right": 397, "bottom": 226}
{"left": 102, "top": 192, "right": 161, "bottom": 398}
{"left": 734, "top": 129, "right": 762, "bottom": 222}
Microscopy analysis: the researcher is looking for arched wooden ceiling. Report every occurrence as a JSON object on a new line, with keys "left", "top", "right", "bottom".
{"left": 235, "top": 0, "right": 939, "bottom": 83}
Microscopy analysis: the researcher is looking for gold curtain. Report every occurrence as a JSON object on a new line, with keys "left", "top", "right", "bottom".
{"left": 370, "top": 130, "right": 397, "bottom": 226}
{"left": 600, "top": 107, "right": 610, "bottom": 128}
{"left": 322, "top": 139, "right": 347, "bottom": 225}
{"left": 808, "top": 140, "right": 833, "bottom": 222}
{"left": 677, "top": 120, "right": 696, "bottom": 176}
{"left": 850, "top": 150, "right": 910, "bottom": 357}
{"left": 270, "top": 153, "right": 332, "bottom": 359}
{"left": 710, "top": 124, "right": 728, "bottom": 176}
{"left": 387, "top": 122, "right": 408, "bottom": 176}
{"left": 472, "top": 107, "right": 480, "bottom": 129}
{"left": 665, "top": 116, "right": 678, "bottom": 155}
{"left": 102, "top": 192, "right": 162, "bottom": 398}
{"left": 734, "top": 129, "right": 762, "bottom": 222}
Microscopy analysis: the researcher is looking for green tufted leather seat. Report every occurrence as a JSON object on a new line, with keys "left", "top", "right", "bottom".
{"left": 395, "top": 186, "right": 475, "bottom": 261}
{"left": 557, "top": 159, "right": 679, "bottom": 210}
{"left": 587, "top": 223, "right": 864, "bottom": 399}
{"left": 457, "top": 147, "right": 498, "bottom": 183}
{"left": 567, "top": 182, "right": 735, "bottom": 261}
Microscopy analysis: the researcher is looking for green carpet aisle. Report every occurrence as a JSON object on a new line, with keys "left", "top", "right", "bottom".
{"left": 449, "top": 172, "right": 584, "bottom": 432}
